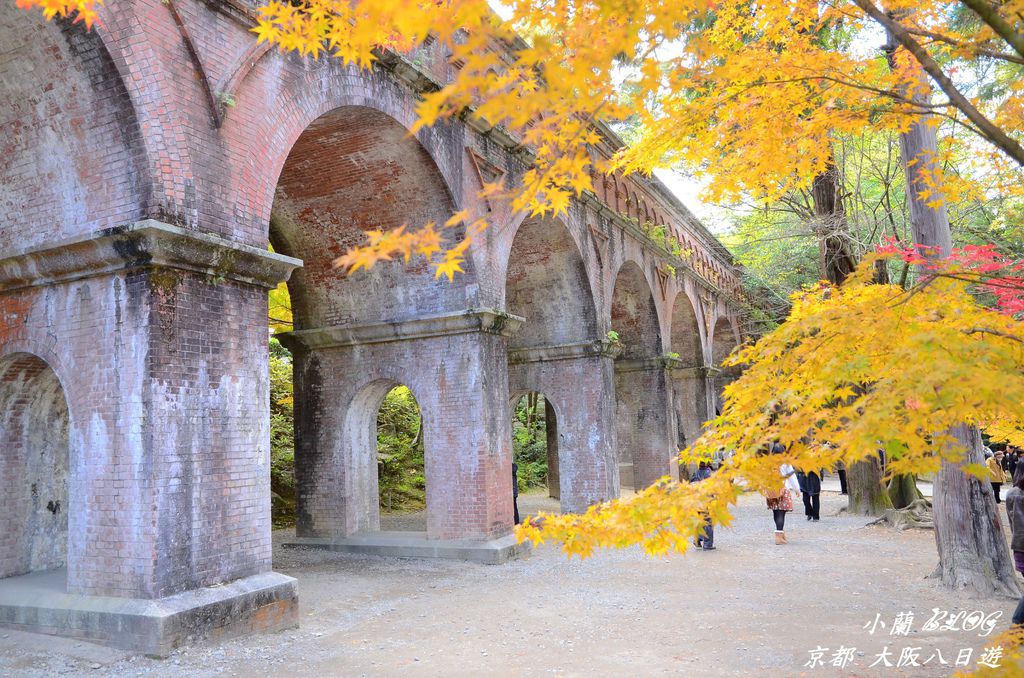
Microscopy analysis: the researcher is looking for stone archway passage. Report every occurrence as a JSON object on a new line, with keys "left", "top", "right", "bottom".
{"left": 0, "top": 354, "right": 70, "bottom": 582}
{"left": 611, "top": 262, "right": 675, "bottom": 490}
{"left": 275, "top": 106, "right": 522, "bottom": 554}
{"left": 504, "top": 218, "right": 618, "bottom": 514}
{"left": 339, "top": 380, "right": 430, "bottom": 535}
{"left": 509, "top": 392, "right": 559, "bottom": 501}
{"left": 375, "top": 385, "right": 427, "bottom": 525}
{"left": 669, "top": 291, "right": 707, "bottom": 457}
{"left": 710, "top": 316, "right": 741, "bottom": 416}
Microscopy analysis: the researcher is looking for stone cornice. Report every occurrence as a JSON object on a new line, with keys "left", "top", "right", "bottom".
{"left": 670, "top": 366, "right": 706, "bottom": 378}
{"left": 0, "top": 220, "right": 301, "bottom": 293}
{"left": 277, "top": 309, "right": 524, "bottom": 351}
{"left": 614, "top": 355, "right": 687, "bottom": 374}
{"left": 507, "top": 340, "right": 621, "bottom": 365}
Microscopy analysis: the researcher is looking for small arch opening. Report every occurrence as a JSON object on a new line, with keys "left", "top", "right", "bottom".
{"left": 0, "top": 354, "right": 71, "bottom": 588}
{"left": 510, "top": 391, "right": 560, "bottom": 521}
{"left": 342, "top": 380, "right": 430, "bottom": 534}
{"left": 375, "top": 385, "right": 427, "bottom": 528}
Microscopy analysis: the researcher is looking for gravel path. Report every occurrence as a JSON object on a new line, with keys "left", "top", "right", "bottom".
{"left": 0, "top": 491, "right": 1015, "bottom": 677}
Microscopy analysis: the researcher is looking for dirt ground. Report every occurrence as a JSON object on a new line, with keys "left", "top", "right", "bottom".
{"left": 0, "top": 490, "right": 1017, "bottom": 677}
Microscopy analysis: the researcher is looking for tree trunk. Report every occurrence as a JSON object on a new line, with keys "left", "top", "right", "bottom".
{"left": 887, "top": 473, "right": 923, "bottom": 509}
{"left": 932, "top": 425, "right": 1017, "bottom": 596}
{"left": 808, "top": 156, "right": 901, "bottom": 513}
{"left": 810, "top": 160, "right": 858, "bottom": 286}
{"left": 886, "top": 34, "right": 1018, "bottom": 596}
{"left": 847, "top": 456, "right": 893, "bottom": 516}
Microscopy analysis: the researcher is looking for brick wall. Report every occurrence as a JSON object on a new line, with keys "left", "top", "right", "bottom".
{"left": 0, "top": 10, "right": 147, "bottom": 250}
{"left": 291, "top": 330, "right": 515, "bottom": 541}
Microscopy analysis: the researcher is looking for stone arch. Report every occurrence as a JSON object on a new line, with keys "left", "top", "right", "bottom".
{"left": 0, "top": 8, "right": 149, "bottom": 251}
{"left": 269, "top": 104, "right": 468, "bottom": 329}
{"left": 226, "top": 58, "right": 463, "bottom": 244}
{"left": 342, "top": 378, "right": 429, "bottom": 534}
{"left": 503, "top": 217, "right": 599, "bottom": 349}
{"left": 668, "top": 290, "right": 707, "bottom": 449}
{"left": 611, "top": 260, "right": 673, "bottom": 489}
{"left": 711, "top": 314, "right": 740, "bottom": 367}
{"left": 709, "top": 314, "right": 742, "bottom": 416}
{"left": 610, "top": 260, "right": 662, "bottom": 359}
{"left": 0, "top": 352, "right": 75, "bottom": 585}
{"left": 670, "top": 290, "right": 702, "bottom": 368}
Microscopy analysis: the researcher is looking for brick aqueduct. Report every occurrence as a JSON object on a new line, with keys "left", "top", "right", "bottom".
{"left": 0, "top": 0, "right": 747, "bottom": 653}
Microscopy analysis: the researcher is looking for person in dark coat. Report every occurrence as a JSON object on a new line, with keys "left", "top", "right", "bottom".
{"left": 1005, "top": 447, "right": 1019, "bottom": 479}
{"left": 1004, "top": 467, "right": 1024, "bottom": 624}
{"left": 512, "top": 461, "right": 520, "bottom": 525}
{"left": 798, "top": 469, "right": 822, "bottom": 521}
{"left": 836, "top": 460, "right": 848, "bottom": 495}
{"left": 691, "top": 461, "right": 715, "bottom": 550}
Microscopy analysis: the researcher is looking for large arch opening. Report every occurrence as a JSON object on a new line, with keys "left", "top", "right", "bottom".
{"left": 611, "top": 261, "right": 667, "bottom": 490}
{"left": 503, "top": 218, "right": 601, "bottom": 513}
{"left": 710, "top": 316, "right": 741, "bottom": 415}
{"left": 611, "top": 262, "right": 662, "bottom": 360}
{"left": 270, "top": 105, "right": 462, "bottom": 330}
{"left": 669, "top": 291, "right": 706, "bottom": 455}
{"left": 266, "top": 105, "right": 465, "bottom": 538}
{"left": 504, "top": 218, "right": 598, "bottom": 350}
{"left": 0, "top": 354, "right": 72, "bottom": 587}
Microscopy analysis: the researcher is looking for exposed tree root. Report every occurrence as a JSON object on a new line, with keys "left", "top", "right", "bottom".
{"left": 867, "top": 498, "right": 934, "bottom": 530}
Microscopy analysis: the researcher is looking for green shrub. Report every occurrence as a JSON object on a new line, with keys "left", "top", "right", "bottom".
{"left": 269, "top": 338, "right": 296, "bottom": 527}
{"left": 511, "top": 394, "right": 551, "bottom": 492}
{"left": 376, "top": 386, "right": 426, "bottom": 512}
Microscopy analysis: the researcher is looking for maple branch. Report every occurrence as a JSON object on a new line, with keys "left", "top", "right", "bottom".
{"left": 852, "top": 0, "right": 1024, "bottom": 167}
{"left": 958, "top": 0, "right": 1024, "bottom": 61}
{"left": 904, "top": 26, "right": 1024, "bottom": 66}
{"left": 964, "top": 328, "right": 1024, "bottom": 344}
{"left": 729, "top": 72, "right": 986, "bottom": 140}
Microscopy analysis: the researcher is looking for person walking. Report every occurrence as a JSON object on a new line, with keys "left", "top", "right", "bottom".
{"left": 798, "top": 469, "right": 822, "bottom": 521}
{"left": 988, "top": 450, "right": 1007, "bottom": 504}
{"left": 1005, "top": 447, "right": 1019, "bottom": 479}
{"left": 763, "top": 443, "right": 801, "bottom": 545}
{"left": 836, "top": 460, "right": 848, "bottom": 495}
{"left": 797, "top": 470, "right": 810, "bottom": 519}
{"left": 512, "top": 461, "right": 520, "bottom": 525}
{"left": 690, "top": 461, "right": 715, "bottom": 550}
{"left": 1004, "top": 468, "right": 1024, "bottom": 624}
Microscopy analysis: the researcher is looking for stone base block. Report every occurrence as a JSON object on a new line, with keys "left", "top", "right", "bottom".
{"left": 0, "top": 569, "right": 298, "bottom": 657}
{"left": 284, "top": 531, "right": 530, "bottom": 564}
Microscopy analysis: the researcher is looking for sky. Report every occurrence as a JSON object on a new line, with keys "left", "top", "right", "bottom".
{"left": 653, "top": 168, "right": 736, "bottom": 236}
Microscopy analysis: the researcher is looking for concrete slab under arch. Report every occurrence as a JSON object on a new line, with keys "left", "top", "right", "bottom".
{"left": 0, "top": 568, "right": 298, "bottom": 657}
{"left": 282, "top": 532, "right": 530, "bottom": 565}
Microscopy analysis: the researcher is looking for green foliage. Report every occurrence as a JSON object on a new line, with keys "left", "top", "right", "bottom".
{"left": 512, "top": 394, "right": 550, "bottom": 492}
{"left": 269, "top": 338, "right": 296, "bottom": 527}
{"left": 376, "top": 386, "right": 426, "bottom": 512}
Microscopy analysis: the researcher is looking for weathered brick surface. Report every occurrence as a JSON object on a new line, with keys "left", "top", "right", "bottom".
{"left": 287, "top": 329, "right": 514, "bottom": 541}
{"left": 0, "top": 11, "right": 147, "bottom": 249}
{"left": 0, "top": 0, "right": 750, "bottom": 645}
{"left": 508, "top": 355, "right": 619, "bottom": 512}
